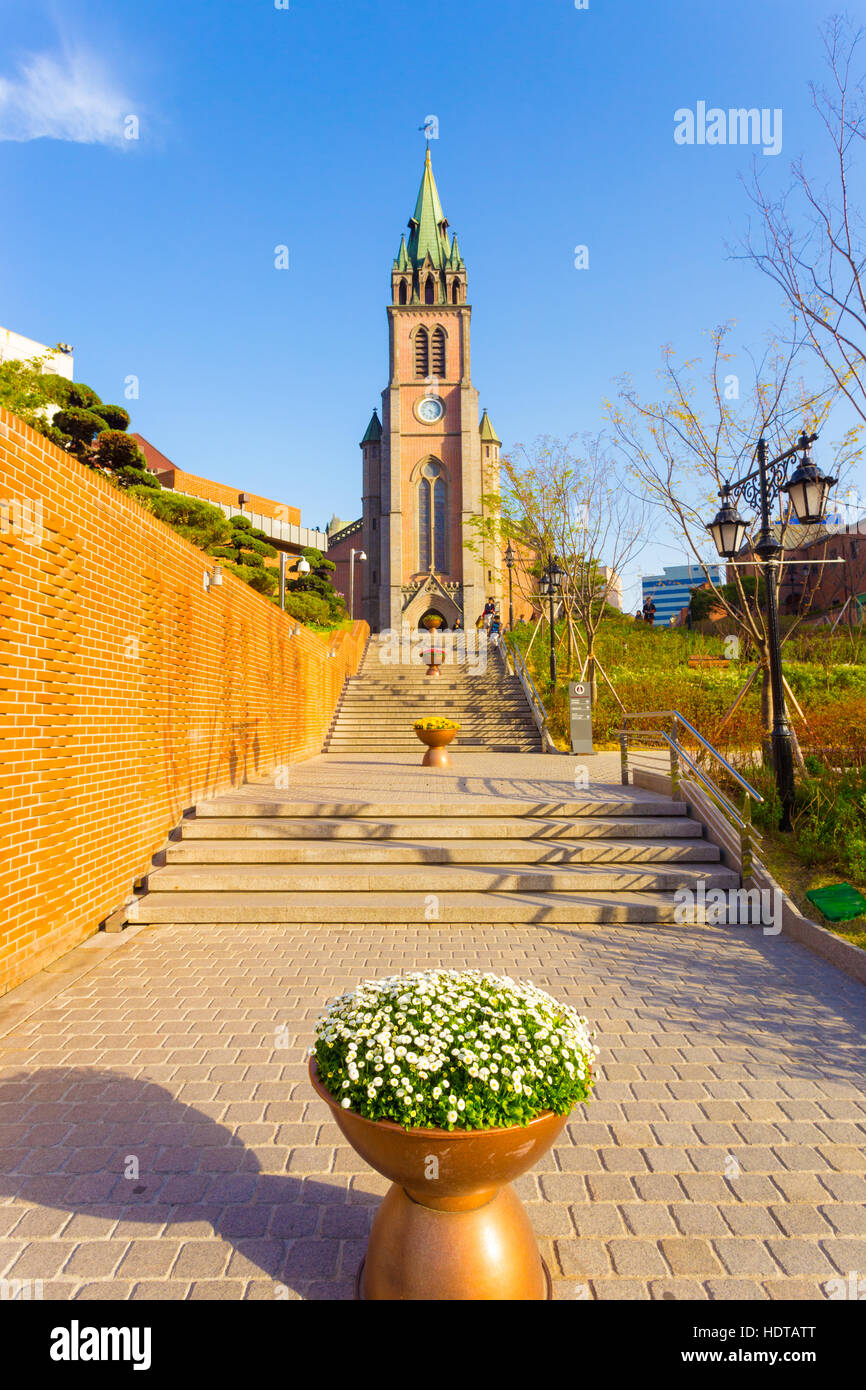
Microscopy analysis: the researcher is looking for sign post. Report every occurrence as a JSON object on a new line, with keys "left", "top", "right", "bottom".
{"left": 568, "top": 681, "right": 594, "bottom": 755}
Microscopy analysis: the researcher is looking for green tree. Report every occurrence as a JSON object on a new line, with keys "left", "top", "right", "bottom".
{"left": 129, "top": 491, "right": 233, "bottom": 550}
{"left": 211, "top": 516, "right": 279, "bottom": 597}
{"left": 287, "top": 546, "right": 346, "bottom": 621}
{"left": 0, "top": 351, "right": 70, "bottom": 440}
{"left": 93, "top": 431, "right": 158, "bottom": 489}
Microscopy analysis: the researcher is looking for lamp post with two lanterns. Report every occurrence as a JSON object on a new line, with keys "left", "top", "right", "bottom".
{"left": 538, "top": 554, "right": 565, "bottom": 694}
{"left": 706, "top": 430, "right": 836, "bottom": 832}
{"left": 504, "top": 541, "right": 515, "bottom": 633}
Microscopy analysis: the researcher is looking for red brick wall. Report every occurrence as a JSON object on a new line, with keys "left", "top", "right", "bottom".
{"left": 0, "top": 409, "right": 367, "bottom": 996}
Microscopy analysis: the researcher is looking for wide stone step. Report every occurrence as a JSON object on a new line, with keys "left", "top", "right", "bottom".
{"left": 332, "top": 712, "right": 537, "bottom": 721}
{"left": 326, "top": 736, "right": 540, "bottom": 745}
{"left": 326, "top": 745, "right": 540, "bottom": 753}
{"left": 147, "top": 861, "right": 736, "bottom": 893}
{"left": 167, "top": 837, "right": 719, "bottom": 866}
{"left": 181, "top": 814, "right": 704, "bottom": 841}
{"left": 135, "top": 889, "right": 740, "bottom": 925}
{"left": 333, "top": 709, "right": 535, "bottom": 717}
{"left": 194, "top": 798, "right": 690, "bottom": 819}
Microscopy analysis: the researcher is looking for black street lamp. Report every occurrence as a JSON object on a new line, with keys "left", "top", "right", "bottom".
{"left": 504, "top": 541, "right": 515, "bottom": 632}
{"left": 706, "top": 430, "right": 836, "bottom": 832}
{"left": 538, "top": 554, "right": 565, "bottom": 692}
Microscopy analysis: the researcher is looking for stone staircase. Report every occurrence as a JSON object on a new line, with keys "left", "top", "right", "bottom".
{"left": 135, "top": 792, "right": 738, "bottom": 926}
{"left": 323, "top": 634, "right": 543, "bottom": 753}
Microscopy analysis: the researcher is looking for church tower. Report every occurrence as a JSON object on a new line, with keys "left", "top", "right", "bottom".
{"left": 360, "top": 150, "right": 501, "bottom": 632}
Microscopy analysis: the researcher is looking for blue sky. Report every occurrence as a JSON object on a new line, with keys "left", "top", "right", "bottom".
{"left": 0, "top": 0, "right": 861, "bottom": 609}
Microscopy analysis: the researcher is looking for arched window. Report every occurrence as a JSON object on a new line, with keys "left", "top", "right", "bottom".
{"left": 418, "top": 459, "right": 447, "bottom": 572}
{"left": 451, "top": 281, "right": 460, "bottom": 304}
{"left": 414, "top": 327, "right": 429, "bottom": 379}
{"left": 425, "top": 275, "right": 435, "bottom": 305}
{"left": 431, "top": 327, "right": 446, "bottom": 378}
{"left": 398, "top": 280, "right": 408, "bottom": 305}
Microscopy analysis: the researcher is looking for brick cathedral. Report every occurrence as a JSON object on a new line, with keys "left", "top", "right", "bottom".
{"left": 339, "top": 150, "right": 503, "bottom": 632}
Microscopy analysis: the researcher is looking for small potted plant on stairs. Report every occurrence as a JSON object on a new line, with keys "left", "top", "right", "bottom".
{"left": 310, "top": 968, "right": 598, "bottom": 1300}
{"left": 413, "top": 716, "right": 459, "bottom": 767}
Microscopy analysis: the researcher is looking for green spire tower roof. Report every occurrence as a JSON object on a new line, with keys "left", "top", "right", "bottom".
{"left": 361, "top": 409, "right": 382, "bottom": 445}
{"left": 401, "top": 149, "right": 458, "bottom": 270}
{"left": 479, "top": 409, "right": 501, "bottom": 445}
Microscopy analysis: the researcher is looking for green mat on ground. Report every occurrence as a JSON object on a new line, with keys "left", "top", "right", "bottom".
{"left": 805, "top": 883, "right": 866, "bottom": 922}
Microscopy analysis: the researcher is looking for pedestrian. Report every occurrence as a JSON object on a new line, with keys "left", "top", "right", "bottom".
{"left": 482, "top": 597, "right": 495, "bottom": 634}
{"left": 635, "top": 609, "right": 643, "bottom": 621}
{"left": 490, "top": 613, "right": 501, "bottom": 647}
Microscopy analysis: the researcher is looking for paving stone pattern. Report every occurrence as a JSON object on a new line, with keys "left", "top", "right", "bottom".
{"left": 1, "top": 916, "right": 865, "bottom": 1300}
{"left": 1, "top": 755, "right": 864, "bottom": 1301}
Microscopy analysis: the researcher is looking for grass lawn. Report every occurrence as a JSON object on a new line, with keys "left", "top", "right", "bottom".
{"left": 755, "top": 829, "right": 866, "bottom": 953}
{"left": 507, "top": 612, "right": 866, "bottom": 954}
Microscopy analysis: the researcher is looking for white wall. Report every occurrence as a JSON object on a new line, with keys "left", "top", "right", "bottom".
{"left": 0, "top": 327, "right": 74, "bottom": 380}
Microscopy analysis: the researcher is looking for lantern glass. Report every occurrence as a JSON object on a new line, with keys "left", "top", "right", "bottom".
{"left": 784, "top": 465, "right": 834, "bottom": 526}
{"left": 707, "top": 502, "right": 748, "bottom": 560}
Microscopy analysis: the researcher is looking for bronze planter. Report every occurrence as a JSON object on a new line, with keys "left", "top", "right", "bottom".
{"left": 414, "top": 725, "right": 456, "bottom": 768}
{"left": 311, "top": 1057, "right": 567, "bottom": 1300}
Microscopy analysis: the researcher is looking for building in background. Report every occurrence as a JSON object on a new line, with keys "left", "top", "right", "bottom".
{"left": 132, "top": 434, "right": 327, "bottom": 560}
{"left": 353, "top": 150, "right": 503, "bottom": 631}
{"left": 641, "top": 563, "right": 722, "bottom": 625}
{"left": 0, "top": 327, "right": 74, "bottom": 379}
{"left": 734, "top": 520, "right": 866, "bottom": 620}
{"left": 597, "top": 566, "right": 623, "bottom": 611}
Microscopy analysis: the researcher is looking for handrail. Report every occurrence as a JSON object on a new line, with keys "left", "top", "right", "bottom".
{"left": 507, "top": 640, "right": 555, "bottom": 752}
{"left": 620, "top": 708, "right": 763, "bottom": 885}
{"left": 622, "top": 709, "right": 763, "bottom": 804}
{"left": 653, "top": 733, "right": 752, "bottom": 833}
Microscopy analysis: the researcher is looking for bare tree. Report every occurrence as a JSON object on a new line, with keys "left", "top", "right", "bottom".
{"left": 607, "top": 323, "right": 861, "bottom": 752}
{"left": 471, "top": 435, "right": 649, "bottom": 703}
{"left": 741, "top": 15, "right": 866, "bottom": 423}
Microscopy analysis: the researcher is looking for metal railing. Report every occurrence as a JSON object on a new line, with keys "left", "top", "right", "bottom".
{"left": 621, "top": 709, "right": 764, "bottom": 882}
{"left": 507, "top": 640, "right": 556, "bottom": 753}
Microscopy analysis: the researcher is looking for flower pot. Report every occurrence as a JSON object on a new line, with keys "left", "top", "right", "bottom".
{"left": 414, "top": 725, "right": 457, "bottom": 768}
{"left": 421, "top": 615, "right": 444, "bottom": 630}
{"left": 310, "top": 1058, "right": 566, "bottom": 1300}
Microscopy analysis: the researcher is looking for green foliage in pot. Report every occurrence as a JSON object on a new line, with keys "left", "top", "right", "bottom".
{"left": 313, "top": 969, "right": 598, "bottom": 1131}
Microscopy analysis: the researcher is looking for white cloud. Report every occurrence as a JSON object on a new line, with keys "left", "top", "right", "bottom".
{"left": 0, "top": 48, "right": 134, "bottom": 146}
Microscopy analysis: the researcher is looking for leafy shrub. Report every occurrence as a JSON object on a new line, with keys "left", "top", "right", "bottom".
{"left": 66, "top": 382, "right": 103, "bottom": 412}
{"left": 747, "top": 758, "right": 866, "bottom": 884}
{"left": 53, "top": 407, "right": 108, "bottom": 457}
{"left": 223, "top": 562, "right": 278, "bottom": 596}
{"left": 129, "top": 490, "right": 231, "bottom": 549}
{"left": 38, "top": 373, "right": 74, "bottom": 407}
{"left": 284, "top": 591, "right": 332, "bottom": 625}
{"left": 94, "top": 403, "right": 130, "bottom": 431}
{"left": 92, "top": 430, "right": 149, "bottom": 483}
{"left": 313, "top": 969, "right": 598, "bottom": 1131}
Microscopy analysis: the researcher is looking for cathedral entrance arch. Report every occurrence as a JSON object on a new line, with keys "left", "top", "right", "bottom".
{"left": 418, "top": 607, "right": 448, "bottom": 630}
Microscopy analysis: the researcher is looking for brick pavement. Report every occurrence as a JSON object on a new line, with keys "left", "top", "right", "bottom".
{"left": 1, "top": 912, "right": 865, "bottom": 1300}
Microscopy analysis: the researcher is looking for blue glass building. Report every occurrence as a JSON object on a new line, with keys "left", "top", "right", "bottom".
{"left": 640, "top": 564, "right": 722, "bottom": 626}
